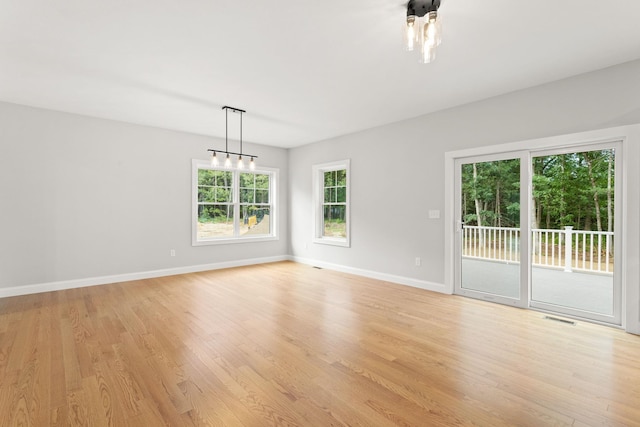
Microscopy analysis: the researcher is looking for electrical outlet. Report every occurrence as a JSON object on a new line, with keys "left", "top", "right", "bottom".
{"left": 170, "top": 249, "right": 176, "bottom": 257}
{"left": 415, "top": 257, "right": 421, "bottom": 266}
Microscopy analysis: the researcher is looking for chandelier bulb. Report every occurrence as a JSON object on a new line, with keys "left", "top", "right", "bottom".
{"left": 237, "top": 155, "right": 244, "bottom": 169}
{"left": 249, "top": 157, "right": 255, "bottom": 170}
{"left": 224, "top": 153, "right": 232, "bottom": 168}
{"left": 425, "top": 11, "right": 441, "bottom": 46}
{"left": 421, "top": 45, "right": 436, "bottom": 63}
{"left": 405, "top": 15, "right": 417, "bottom": 51}
{"left": 210, "top": 151, "right": 219, "bottom": 167}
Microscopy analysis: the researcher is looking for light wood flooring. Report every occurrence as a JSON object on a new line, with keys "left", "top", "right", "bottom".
{"left": 1, "top": 261, "right": 639, "bottom": 426}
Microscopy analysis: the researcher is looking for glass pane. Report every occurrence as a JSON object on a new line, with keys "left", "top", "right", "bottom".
{"left": 460, "top": 158, "right": 521, "bottom": 298}
{"left": 198, "top": 169, "right": 215, "bottom": 186}
{"left": 336, "top": 187, "right": 346, "bottom": 203}
{"left": 240, "top": 173, "right": 254, "bottom": 188}
{"left": 336, "top": 169, "right": 347, "bottom": 186}
{"left": 324, "top": 188, "right": 335, "bottom": 203}
{"left": 198, "top": 186, "right": 215, "bottom": 203}
{"left": 530, "top": 149, "right": 615, "bottom": 316}
{"left": 240, "top": 207, "right": 271, "bottom": 236}
{"left": 256, "top": 189, "right": 269, "bottom": 204}
{"left": 255, "top": 174, "right": 270, "bottom": 189}
{"left": 215, "top": 187, "right": 231, "bottom": 203}
{"left": 324, "top": 171, "right": 335, "bottom": 187}
{"left": 214, "top": 171, "right": 233, "bottom": 186}
{"left": 240, "top": 188, "right": 254, "bottom": 203}
{"left": 323, "top": 205, "right": 346, "bottom": 238}
{"left": 197, "top": 205, "right": 234, "bottom": 239}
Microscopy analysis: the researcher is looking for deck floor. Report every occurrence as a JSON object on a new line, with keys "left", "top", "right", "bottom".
{"left": 461, "top": 258, "right": 614, "bottom": 315}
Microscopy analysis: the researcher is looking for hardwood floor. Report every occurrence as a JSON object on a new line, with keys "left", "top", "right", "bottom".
{"left": 1, "top": 261, "right": 639, "bottom": 426}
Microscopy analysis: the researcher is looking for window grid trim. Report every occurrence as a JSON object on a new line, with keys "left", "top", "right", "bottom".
{"left": 312, "top": 159, "right": 351, "bottom": 248}
{"left": 193, "top": 160, "right": 278, "bottom": 245}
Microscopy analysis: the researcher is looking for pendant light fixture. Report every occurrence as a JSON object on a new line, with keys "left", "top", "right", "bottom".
{"left": 404, "top": 0, "right": 442, "bottom": 64}
{"left": 208, "top": 106, "right": 257, "bottom": 170}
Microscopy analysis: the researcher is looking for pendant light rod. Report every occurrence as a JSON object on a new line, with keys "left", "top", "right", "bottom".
{"left": 207, "top": 149, "right": 256, "bottom": 158}
{"left": 222, "top": 106, "right": 246, "bottom": 114}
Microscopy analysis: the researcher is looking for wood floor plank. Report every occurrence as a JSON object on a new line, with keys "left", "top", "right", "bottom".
{"left": 1, "top": 261, "right": 639, "bottom": 426}
{"left": 88, "top": 361, "right": 128, "bottom": 427}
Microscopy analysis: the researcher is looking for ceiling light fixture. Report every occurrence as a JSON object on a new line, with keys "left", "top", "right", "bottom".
{"left": 404, "top": 0, "right": 442, "bottom": 64}
{"left": 208, "top": 106, "right": 257, "bottom": 170}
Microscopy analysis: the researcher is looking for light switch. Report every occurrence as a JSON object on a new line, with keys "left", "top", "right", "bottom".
{"left": 428, "top": 210, "right": 440, "bottom": 219}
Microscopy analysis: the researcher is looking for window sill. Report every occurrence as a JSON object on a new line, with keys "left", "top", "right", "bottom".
{"left": 313, "top": 237, "right": 350, "bottom": 248}
{"left": 193, "top": 235, "right": 279, "bottom": 246}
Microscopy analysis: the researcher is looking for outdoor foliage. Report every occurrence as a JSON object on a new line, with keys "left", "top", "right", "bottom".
{"left": 240, "top": 172, "right": 270, "bottom": 223}
{"left": 462, "top": 149, "right": 615, "bottom": 232}
{"left": 323, "top": 169, "right": 347, "bottom": 237}
{"left": 462, "top": 159, "right": 521, "bottom": 228}
{"left": 198, "top": 169, "right": 270, "bottom": 224}
{"left": 198, "top": 169, "right": 233, "bottom": 224}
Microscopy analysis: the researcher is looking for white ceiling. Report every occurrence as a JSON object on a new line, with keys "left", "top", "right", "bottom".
{"left": 2, "top": 1, "right": 640, "bottom": 148}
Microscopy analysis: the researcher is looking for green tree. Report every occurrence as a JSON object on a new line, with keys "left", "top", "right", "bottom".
{"left": 463, "top": 149, "right": 614, "bottom": 232}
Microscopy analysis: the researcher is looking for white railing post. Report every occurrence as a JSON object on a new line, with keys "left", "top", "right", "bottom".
{"left": 564, "top": 226, "right": 573, "bottom": 273}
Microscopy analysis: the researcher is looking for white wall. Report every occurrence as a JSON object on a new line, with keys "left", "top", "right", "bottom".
{"left": 0, "top": 102, "right": 289, "bottom": 290}
{"left": 288, "top": 59, "right": 640, "bottom": 332}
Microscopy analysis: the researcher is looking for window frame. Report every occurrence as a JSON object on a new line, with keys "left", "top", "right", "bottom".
{"left": 312, "top": 159, "right": 351, "bottom": 247}
{"left": 192, "top": 159, "right": 278, "bottom": 246}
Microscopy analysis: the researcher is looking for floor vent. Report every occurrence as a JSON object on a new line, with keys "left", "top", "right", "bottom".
{"left": 544, "top": 316, "right": 576, "bottom": 325}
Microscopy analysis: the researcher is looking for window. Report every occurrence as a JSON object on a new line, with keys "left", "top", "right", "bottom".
{"left": 313, "top": 159, "right": 350, "bottom": 247}
{"left": 192, "top": 160, "right": 277, "bottom": 245}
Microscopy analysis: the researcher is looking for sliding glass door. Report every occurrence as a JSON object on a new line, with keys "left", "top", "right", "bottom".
{"left": 454, "top": 142, "right": 622, "bottom": 325}
{"left": 454, "top": 152, "right": 528, "bottom": 308}
{"left": 529, "top": 146, "right": 621, "bottom": 324}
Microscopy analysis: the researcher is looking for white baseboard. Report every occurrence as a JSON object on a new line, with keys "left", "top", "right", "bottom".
{"left": 290, "top": 256, "right": 448, "bottom": 294}
{"left": 0, "top": 255, "right": 290, "bottom": 298}
{"left": 0, "top": 255, "right": 446, "bottom": 299}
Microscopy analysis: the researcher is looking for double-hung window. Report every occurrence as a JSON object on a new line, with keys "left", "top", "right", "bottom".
{"left": 313, "top": 159, "right": 350, "bottom": 247}
{"left": 192, "top": 160, "right": 277, "bottom": 245}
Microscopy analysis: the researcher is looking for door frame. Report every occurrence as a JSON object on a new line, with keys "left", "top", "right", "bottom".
{"left": 445, "top": 134, "right": 627, "bottom": 327}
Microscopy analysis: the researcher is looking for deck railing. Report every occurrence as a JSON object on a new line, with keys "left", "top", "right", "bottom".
{"left": 462, "top": 225, "right": 614, "bottom": 274}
